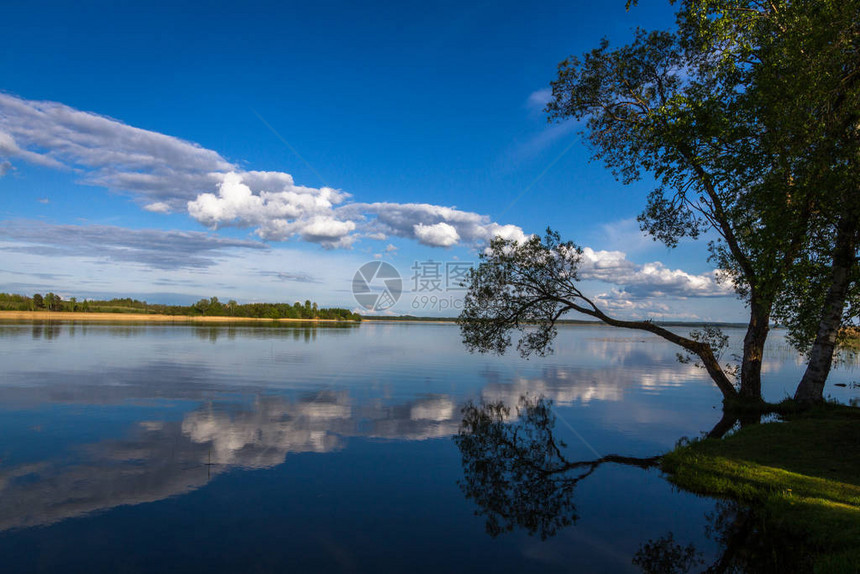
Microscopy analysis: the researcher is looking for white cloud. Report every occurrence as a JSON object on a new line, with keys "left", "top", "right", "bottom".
{"left": 186, "top": 171, "right": 355, "bottom": 247}
{"left": 0, "top": 228, "right": 372, "bottom": 307}
{"left": 526, "top": 88, "right": 552, "bottom": 112}
{"left": 578, "top": 247, "right": 733, "bottom": 299}
{"left": 0, "top": 220, "right": 267, "bottom": 270}
{"left": 595, "top": 218, "right": 653, "bottom": 254}
{"left": 1, "top": 94, "right": 525, "bottom": 251}
{"left": 343, "top": 202, "right": 529, "bottom": 248}
{"left": 414, "top": 222, "right": 459, "bottom": 247}
{"left": 0, "top": 130, "right": 18, "bottom": 155}
{"left": 143, "top": 202, "right": 171, "bottom": 213}
{"left": 0, "top": 94, "right": 231, "bottom": 205}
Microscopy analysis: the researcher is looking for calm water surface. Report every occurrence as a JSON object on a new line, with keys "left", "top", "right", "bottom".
{"left": 0, "top": 322, "right": 856, "bottom": 573}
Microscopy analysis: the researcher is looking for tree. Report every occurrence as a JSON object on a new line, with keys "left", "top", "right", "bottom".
{"left": 543, "top": 17, "right": 817, "bottom": 402}
{"left": 192, "top": 298, "right": 210, "bottom": 315}
{"left": 32, "top": 293, "right": 43, "bottom": 309}
{"left": 670, "top": 1, "right": 859, "bottom": 402}
{"left": 43, "top": 292, "right": 63, "bottom": 312}
{"left": 205, "top": 296, "right": 224, "bottom": 316}
{"left": 734, "top": 0, "right": 858, "bottom": 402}
{"left": 459, "top": 231, "right": 741, "bottom": 402}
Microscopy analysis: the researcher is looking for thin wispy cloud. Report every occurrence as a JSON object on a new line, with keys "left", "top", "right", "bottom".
{"left": 501, "top": 88, "right": 582, "bottom": 166}
{"left": 593, "top": 218, "right": 654, "bottom": 254}
{"left": 0, "top": 93, "right": 231, "bottom": 206}
{"left": 260, "top": 271, "right": 322, "bottom": 284}
{"left": 0, "top": 220, "right": 267, "bottom": 270}
{"left": 526, "top": 87, "right": 553, "bottom": 113}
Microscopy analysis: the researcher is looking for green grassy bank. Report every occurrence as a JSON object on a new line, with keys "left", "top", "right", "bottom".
{"left": 661, "top": 405, "right": 860, "bottom": 572}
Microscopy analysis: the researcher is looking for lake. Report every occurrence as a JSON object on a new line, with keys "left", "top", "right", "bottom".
{"left": 0, "top": 321, "right": 856, "bottom": 573}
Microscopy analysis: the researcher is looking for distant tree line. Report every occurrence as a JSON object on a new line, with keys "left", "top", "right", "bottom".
{"left": 0, "top": 293, "right": 361, "bottom": 321}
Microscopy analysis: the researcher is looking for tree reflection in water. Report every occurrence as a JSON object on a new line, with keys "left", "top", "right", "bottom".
{"left": 635, "top": 500, "right": 815, "bottom": 574}
{"left": 454, "top": 395, "right": 660, "bottom": 540}
{"left": 456, "top": 395, "right": 817, "bottom": 573}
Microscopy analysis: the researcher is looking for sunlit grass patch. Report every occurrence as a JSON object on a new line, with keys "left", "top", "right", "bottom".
{"left": 662, "top": 405, "right": 860, "bottom": 572}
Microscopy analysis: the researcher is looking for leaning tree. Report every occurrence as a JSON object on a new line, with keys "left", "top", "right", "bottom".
{"left": 458, "top": 230, "right": 741, "bottom": 402}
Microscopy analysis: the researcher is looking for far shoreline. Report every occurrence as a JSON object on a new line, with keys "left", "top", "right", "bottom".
{"left": 0, "top": 311, "right": 359, "bottom": 324}
{"left": 0, "top": 311, "right": 758, "bottom": 330}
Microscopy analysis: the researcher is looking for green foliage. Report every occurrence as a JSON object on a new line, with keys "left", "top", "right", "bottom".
{"left": 0, "top": 293, "right": 35, "bottom": 311}
{"left": 677, "top": 0, "right": 860, "bottom": 371}
{"left": 458, "top": 229, "right": 584, "bottom": 358}
{"left": 676, "top": 325, "right": 739, "bottom": 379}
{"left": 546, "top": 23, "right": 783, "bottom": 293}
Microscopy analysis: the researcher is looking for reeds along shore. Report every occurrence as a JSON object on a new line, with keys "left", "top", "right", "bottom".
{"left": 0, "top": 311, "right": 357, "bottom": 323}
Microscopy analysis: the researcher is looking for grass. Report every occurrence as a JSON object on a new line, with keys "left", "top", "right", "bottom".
{"left": 662, "top": 404, "right": 860, "bottom": 572}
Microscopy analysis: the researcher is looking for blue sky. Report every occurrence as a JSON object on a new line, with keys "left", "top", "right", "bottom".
{"left": 0, "top": 0, "right": 745, "bottom": 320}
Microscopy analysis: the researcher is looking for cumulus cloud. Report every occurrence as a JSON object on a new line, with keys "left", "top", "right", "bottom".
{"left": 414, "top": 222, "right": 459, "bottom": 247}
{"left": 578, "top": 247, "right": 733, "bottom": 299}
{"left": 0, "top": 93, "right": 525, "bottom": 250}
{"left": 342, "top": 202, "right": 530, "bottom": 248}
{"left": 186, "top": 171, "right": 356, "bottom": 247}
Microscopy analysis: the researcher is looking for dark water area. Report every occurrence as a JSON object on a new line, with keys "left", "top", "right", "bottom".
{"left": 0, "top": 322, "right": 856, "bottom": 572}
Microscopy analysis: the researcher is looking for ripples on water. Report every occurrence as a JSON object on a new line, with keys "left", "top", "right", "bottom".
{"left": 0, "top": 322, "right": 855, "bottom": 572}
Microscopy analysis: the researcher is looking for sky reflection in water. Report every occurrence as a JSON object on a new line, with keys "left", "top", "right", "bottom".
{"left": 0, "top": 322, "right": 856, "bottom": 572}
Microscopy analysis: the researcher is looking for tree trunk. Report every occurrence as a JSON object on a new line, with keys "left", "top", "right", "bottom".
{"left": 794, "top": 216, "right": 857, "bottom": 403}
{"left": 738, "top": 301, "right": 770, "bottom": 402}
{"left": 578, "top": 306, "right": 740, "bottom": 403}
